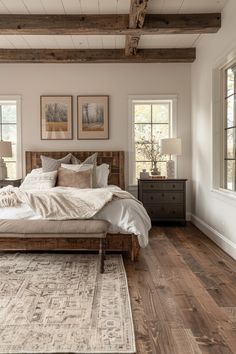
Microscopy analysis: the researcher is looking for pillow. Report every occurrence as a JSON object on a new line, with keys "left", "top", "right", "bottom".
{"left": 61, "top": 163, "right": 93, "bottom": 172}
{"left": 41, "top": 153, "right": 72, "bottom": 172}
{"left": 31, "top": 168, "right": 43, "bottom": 175}
{"left": 62, "top": 163, "right": 110, "bottom": 188}
{"left": 71, "top": 155, "right": 80, "bottom": 164}
{"left": 57, "top": 167, "right": 93, "bottom": 189}
{"left": 70, "top": 153, "right": 98, "bottom": 187}
{"left": 96, "top": 164, "right": 110, "bottom": 188}
{"left": 20, "top": 171, "right": 57, "bottom": 191}
{"left": 71, "top": 153, "right": 97, "bottom": 166}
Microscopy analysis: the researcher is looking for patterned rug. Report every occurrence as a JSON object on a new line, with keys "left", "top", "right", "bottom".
{"left": 0, "top": 253, "right": 136, "bottom": 354}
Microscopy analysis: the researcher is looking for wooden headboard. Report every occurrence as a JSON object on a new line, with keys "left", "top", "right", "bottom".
{"left": 25, "top": 151, "right": 125, "bottom": 189}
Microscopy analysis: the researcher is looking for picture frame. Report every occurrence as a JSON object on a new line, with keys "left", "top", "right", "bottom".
{"left": 77, "top": 95, "right": 109, "bottom": 140}
{"left": 40, "top": 95, "right": 73, "bottom": 140}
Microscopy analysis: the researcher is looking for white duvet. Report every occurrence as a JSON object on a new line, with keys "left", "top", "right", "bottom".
{"left": 0, "top": 186, "right": 151, "bottom": 248}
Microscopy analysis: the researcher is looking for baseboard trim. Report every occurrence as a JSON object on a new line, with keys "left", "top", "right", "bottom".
{"left": 191, "top": 214, "right": 236, "bottom": 260}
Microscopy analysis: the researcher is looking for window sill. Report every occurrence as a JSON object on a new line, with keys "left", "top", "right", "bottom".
{"left": 211, "top": 188, "right": 236, "bottom": 204}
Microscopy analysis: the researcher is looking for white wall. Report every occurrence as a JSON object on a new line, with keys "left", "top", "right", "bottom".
{"left": 0, "top": 62, "right": 192, "bottom": 211}
{"left": 191, "top": 0, "right": 236, "bottom": 259}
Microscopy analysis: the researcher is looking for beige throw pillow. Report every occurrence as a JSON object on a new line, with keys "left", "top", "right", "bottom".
{"left": 57, "top": 167, "right": 93, "bottom": 189}
{"left": 70, "top": 153, "right": 98, "bottom": 187}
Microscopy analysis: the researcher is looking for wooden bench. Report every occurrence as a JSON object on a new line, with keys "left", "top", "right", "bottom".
{"left": 0, "top": 219, "right": 108, "bottom": 273}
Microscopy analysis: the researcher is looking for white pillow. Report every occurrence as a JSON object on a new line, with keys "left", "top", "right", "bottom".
{"left": 61, "top": 163, "right": 93, "bottom": 172}
{"left": 96, "top": 164, "right": 110, "bottom": 188}
{"left": 31, "top": 168, "right": 43, "bottom": 175}
{"left": 20, "top": 171, "right": 57, "bottom": 191}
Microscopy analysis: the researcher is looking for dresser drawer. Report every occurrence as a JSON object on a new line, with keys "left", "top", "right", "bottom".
{"left": 145, "top": 204, "right": 185, "bottom": 219}
{"left": 142, "top": 181, "right": 185, "bottom": 191}
{"left": 142, "top": 191, "right": 184, "bottom": 204}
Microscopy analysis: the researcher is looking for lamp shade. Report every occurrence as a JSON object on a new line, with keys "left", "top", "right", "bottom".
{"left": 0, "top": 141, "right": 12, "bottom": 158}
{"left": 160, "top": 138, "right": 182, "bottom": 156}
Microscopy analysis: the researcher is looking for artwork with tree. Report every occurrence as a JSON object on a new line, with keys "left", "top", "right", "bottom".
{"left": 77, "top": 96, "right": 109, "bottom": 140}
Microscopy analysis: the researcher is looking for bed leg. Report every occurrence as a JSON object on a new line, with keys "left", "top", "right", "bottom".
{"left": 130, "top": 235, "right": 140, "bottom": 261}
{"left": 99, "top": 237, "right": 106, "bottom": 274}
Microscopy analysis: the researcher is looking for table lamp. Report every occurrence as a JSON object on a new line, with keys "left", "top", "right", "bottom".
{"left": 0, "top": 141, "right": 12, "bottom": 180}
{"left": 160, "top": 138, "right": 182, "bottom": 178}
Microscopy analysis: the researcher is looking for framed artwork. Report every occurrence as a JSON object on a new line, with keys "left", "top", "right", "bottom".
{"left": 40, "top": 95, "right": 73, "bottom": 140}
{"left": 77, "top": 95, "right": 109, "bottom": 139}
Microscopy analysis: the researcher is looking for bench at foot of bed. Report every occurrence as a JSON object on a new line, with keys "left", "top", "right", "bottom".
{"left": 0, "top": 220, "right": 140, "bottom": 261}
{"left": 0, "top": 219, "right": 108, "bottom": 273}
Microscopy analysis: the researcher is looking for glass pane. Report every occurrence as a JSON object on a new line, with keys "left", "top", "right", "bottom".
{"left": 136, "top": 143, "right": 160, "bottom": 162}
{"left": 134, "top": 124, "right": 151, "bottom": 142}
{"left": 2, "top": 124, "right": 17, "bottom": 143}
{"left": 152, "top": 104, "right": 169, "bottom": 123}
{"left": 225, "top": 160, "right": 235, "bottom": 190}
{"left": 152, "top": 124, "right": 169, "bottom": 140}
{"left": 1, "top": 105, "right": 17, "bottom": 123}
{"left": 5, "top": 144, "right": 16, "bottom": 162}
{"left": 134, "top": 104, "right": 151, "bottom": 123}
{"left": 226, "top": 128, "right": 235, "bottom": 158}
{"left": 5, "top": 162, "right": 16, "bottom": 179}
{"left": 226, "top": 95, "right": 236, "bottom": 128}
{"left": 226, "top": 67, "right": 235, "bottom": 97}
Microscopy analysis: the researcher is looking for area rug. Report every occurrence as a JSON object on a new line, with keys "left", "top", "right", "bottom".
{"left": 0, "top": 253, "right": 136, "bottom": 354}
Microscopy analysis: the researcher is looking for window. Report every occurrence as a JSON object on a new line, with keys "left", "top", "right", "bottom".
{"left": 0, "top": 97, "right": 21, "bottom": 179}
{"left": 223, "top": 64, "right": 236, "bottom": 191}
{"left": 129, "top": 96, "right": 176, "bottom": 185}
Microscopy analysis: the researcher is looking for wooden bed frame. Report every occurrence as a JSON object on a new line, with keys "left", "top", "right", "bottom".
{"left": 0, "top": 150, "right": 140, "bottom": 260}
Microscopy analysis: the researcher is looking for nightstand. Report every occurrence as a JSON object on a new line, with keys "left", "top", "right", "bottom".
{"left": 138, "top": 178, "right": 187, "bottom": 224}
{"left": 0, "top": 179, "right": 22, "bottom": 188}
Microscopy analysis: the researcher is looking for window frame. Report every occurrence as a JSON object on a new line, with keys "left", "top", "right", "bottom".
{"left": 0, "top": 95, "right": 22, "bottom": 179}
{"left": 128, "top": 95, "right": 177, "bottom": 186}
{"left": 222, "top": 63, "right": 236, "bottom": 191}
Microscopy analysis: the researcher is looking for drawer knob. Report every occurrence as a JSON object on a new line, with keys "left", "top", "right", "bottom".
{"left": 172, "top": 211, "right": 176, "bottom": 214}
{"left": 150, "top": 185, "right": 154, "bottom": 188}
{"left": 150, "top": 196, "right": 154, "bottom": 200}
{"left": 162, "top": 193, "right": 164, "bottom": 197}
{"left": 172, "top": 185, "right": 176, "bottom": 188}
{"left": 172, "top": 196, "right": 176, "bottom": 200}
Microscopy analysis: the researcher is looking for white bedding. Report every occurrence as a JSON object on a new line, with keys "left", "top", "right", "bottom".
{"left": 0, "top": 186, "right": 151, "bottom": 248}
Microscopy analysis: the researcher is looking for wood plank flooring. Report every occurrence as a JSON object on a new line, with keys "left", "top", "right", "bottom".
{"left": 124, "top": 223, "right": 236, "bottom": 354}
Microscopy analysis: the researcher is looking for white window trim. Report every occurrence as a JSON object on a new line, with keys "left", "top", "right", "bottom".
{"left": 128, "top": 94, "right": 178, "bottom": 186}
{"left": 0, "top": 95, "right": 22, "bottom": 179}
{"left": 212, "top": 47, "right": 236, "bottom": 201}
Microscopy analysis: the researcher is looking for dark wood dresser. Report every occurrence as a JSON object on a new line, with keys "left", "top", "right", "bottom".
{"left": 138, "top": 178, "right": 187, "bottom": 223}
{"left": 0, "top": 179, "right": 22, "bottom": 188}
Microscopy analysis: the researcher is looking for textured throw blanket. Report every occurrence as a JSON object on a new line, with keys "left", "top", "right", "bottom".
{"left": 0, "top": 186, "right": 19, "bottom": 207}
{"left": 0, "top": 186, "right": 137, "bottom": 220}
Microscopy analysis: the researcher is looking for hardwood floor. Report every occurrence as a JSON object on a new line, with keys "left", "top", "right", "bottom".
{"left": 124, "top": 223, "right": 236, "bottom": 354}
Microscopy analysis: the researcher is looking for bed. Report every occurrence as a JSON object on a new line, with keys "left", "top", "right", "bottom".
{"left": 0, "top": 150, "right": 150, "bottom": 260}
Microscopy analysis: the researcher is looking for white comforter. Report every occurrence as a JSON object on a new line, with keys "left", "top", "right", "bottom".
{"left": 0, "top": 186, "right": 151, "bottom": 248}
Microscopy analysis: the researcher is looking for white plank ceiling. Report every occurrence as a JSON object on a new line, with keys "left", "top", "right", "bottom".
{"left": 0, "top": 0, "right": 228, "bottom": 49}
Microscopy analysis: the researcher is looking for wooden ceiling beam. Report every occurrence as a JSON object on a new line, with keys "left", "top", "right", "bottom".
{"left": 129, "top": 0, "right": 149, "bottom": 28}
{"left": 0, "top": 48, "right": 196, "bottom": 63}
{"left": 125, "top": 0, "right": 149, "bottom": 56}
{"left": 0, "top": 14, "right": 221, "bottom": 35}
